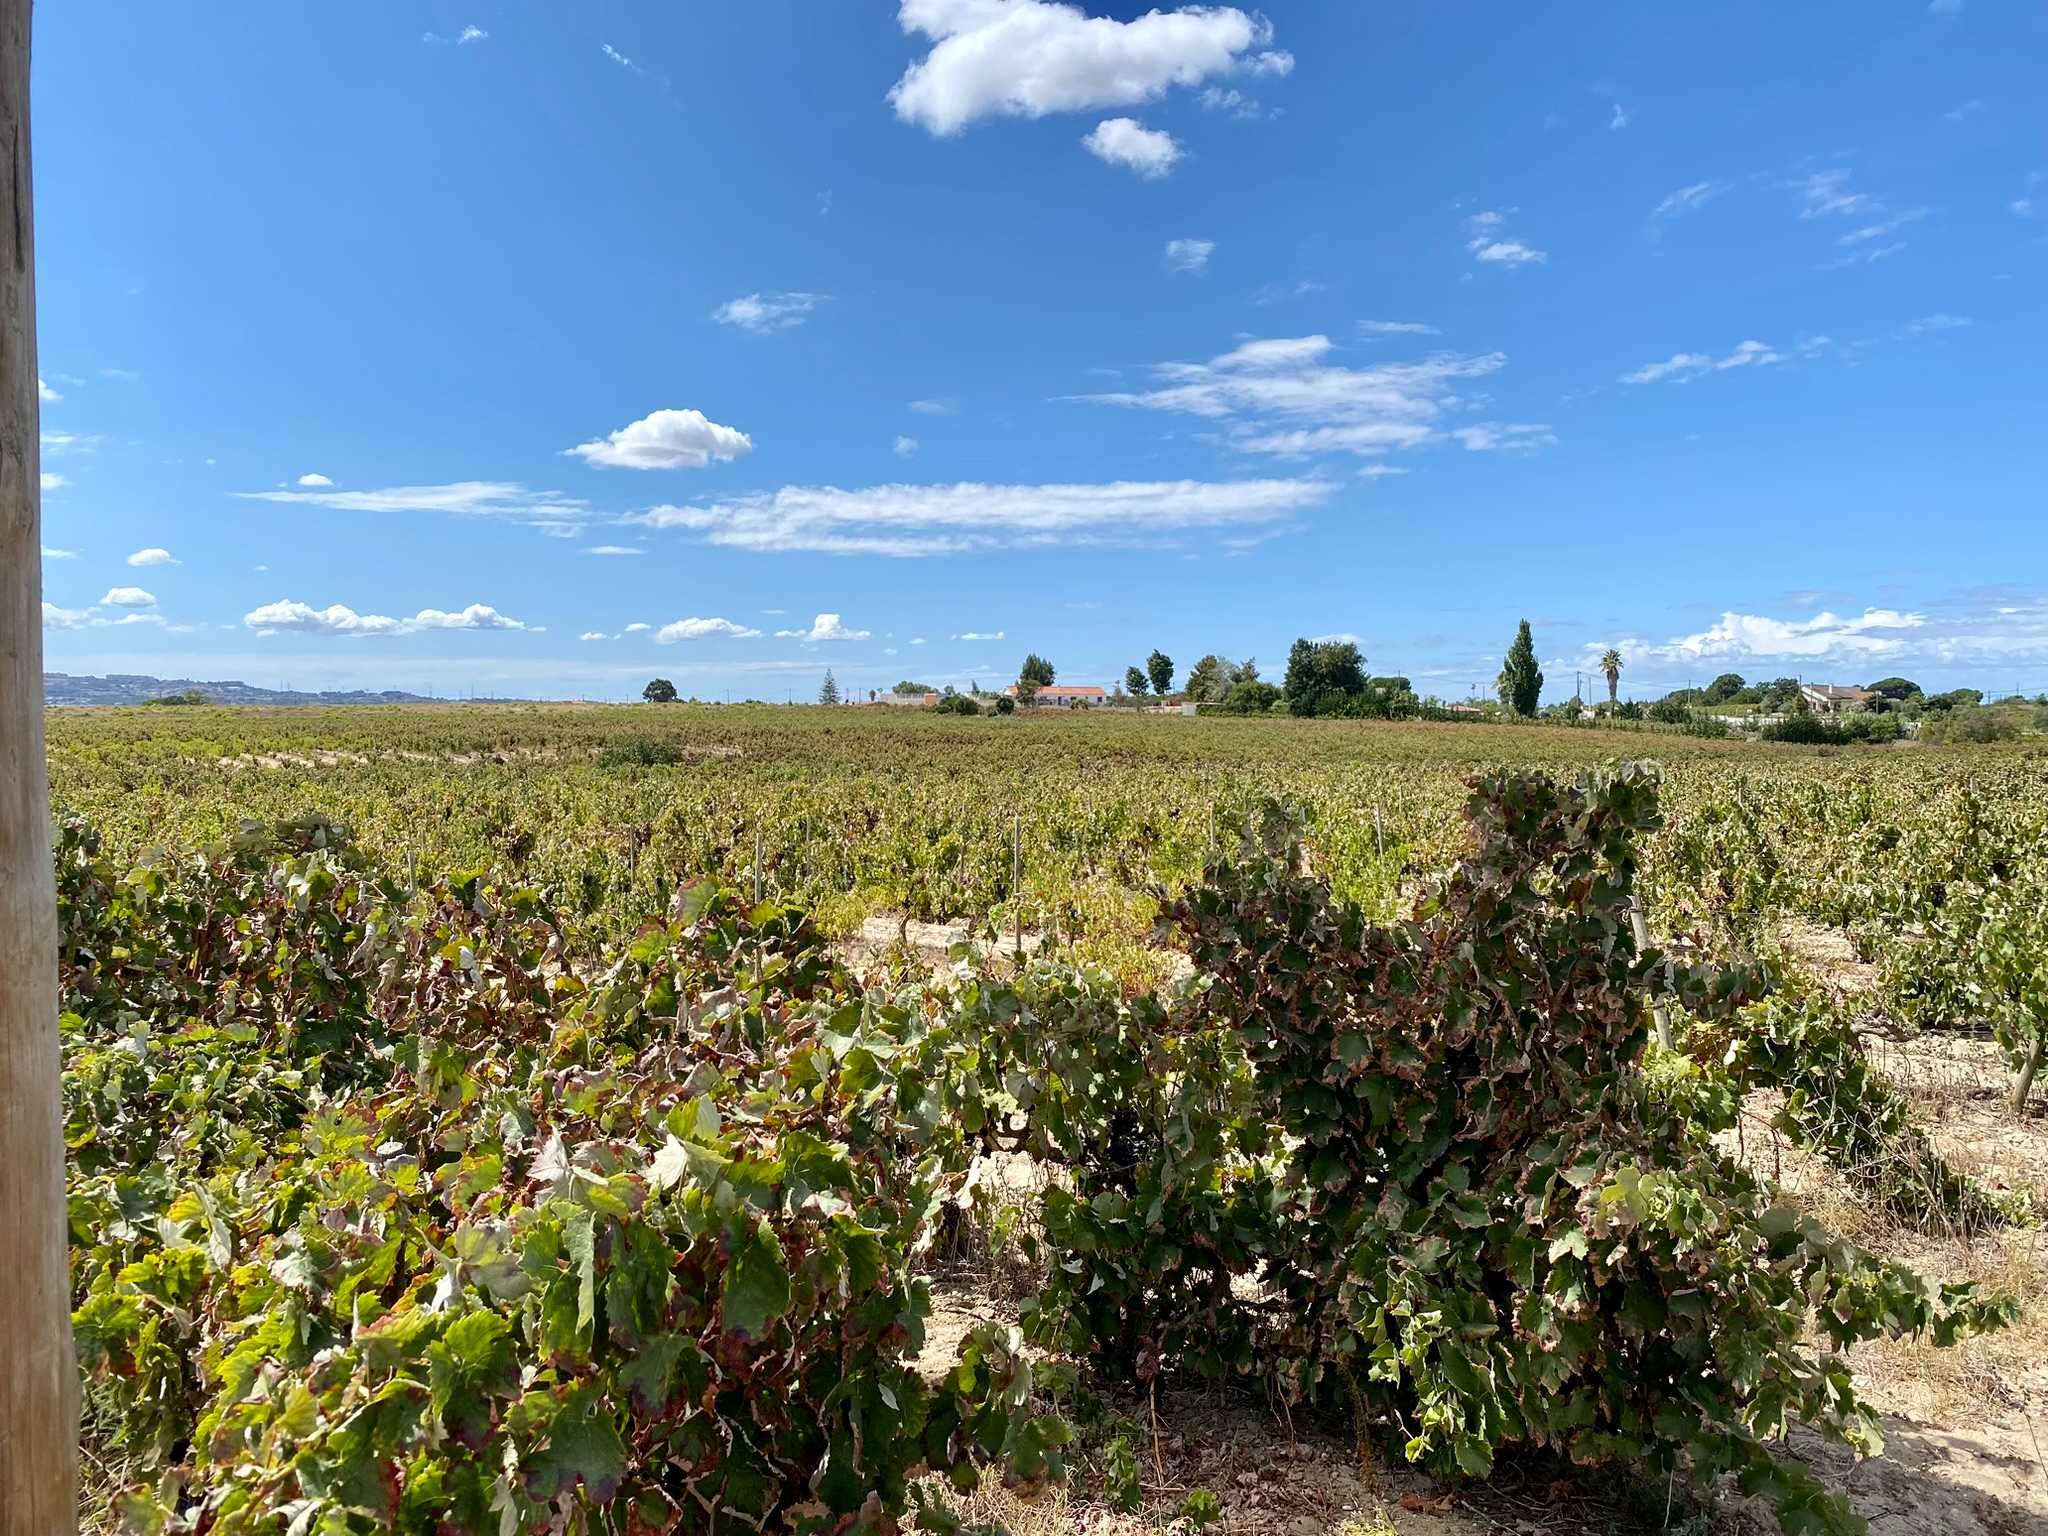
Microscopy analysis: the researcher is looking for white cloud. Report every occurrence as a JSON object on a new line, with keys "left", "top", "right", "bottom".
{"left": 101, "top": 586, "right": 156, "bottom": 608}
{"left": 297, "top": 472, "right": 334, "bottom": 487}
{"left": 776, "top": 613, "right": 870, "bottom": 642}
{"left": 241, "top": 600, "right": 530, "bottom": 637}
{"left": 910, "top": 637, "right": 928, "bottom": 646}
{"left": 41, "top": 600, "right": 168, "bottom": 631}
{"left": 712, "top": 292, "right": 827, "bottom": 334}
{"left": 1838, "top": 208, "right": 1929, "bottom": 247}
{"left": 1899, "top": 313, "right": 1972, "bottom": 337}
{"left": 889, "top": 0, "right": 1289, "bottom": 136}
{"left": 101, "top": 367, "right": 140, "bottom": 383}
{"left": 37, "top": 377, "right": 59, "bottom": 403}
{"left": 953, "top": 629, "right": 1005, "bottom": 641}
{"left": 125, "top": 547, "right": 177, "bottom": 567}
{"left": 1252, "top": 278, "right": 1325, "bottom": 305}
{"left": 601, "top": 42, "right": 642, "bottom": 73}
{"left": 565, "top": 409, "right": 753, "bottom": 471}
{"left": 1794, "top": 169, "right": 1874, "bottom": 220}
{"left": 909, "top": 396, "right": 960, "bottom": 415}
{"left": 1610, "top": 103, "right": 1630, "bottom": 131}
{"left": 1199, "top": 86, "right": 1263, "bottom": 119}
{"left": 581, "top": 544, "right": 645, "bottom": 557}
{"left": 1648, "top": 180, "right": 1727, "bottom": 235}
{"left": 893, "top": 435, "right": 920, "bottom": 458}
{"left": 1165, "top": 238, "right": 1215, "bottom": 273}
{"left": 41, "top": 472, "right": 64, "bottom": 491}
{"left": 236, "top": 480, "right": 589, "bottom": 526}
{"left": 1647, "top": 608, "right": 1926, "bottom": 662}
{"left": 1356, "top": 465, "right": 1408, "bottom": 480}
{"left": 622, "top": 622, "right": 652, "bottom": 634}
{"left": 656, "top": 616, "right": 763, "bottom": 642}
{"left": 1648, "top": 594, "right": 2026, "bottom": 671}
{"left": 41, "top": 430, "right": 87, "bottom": 454}
{"left": 408, "top": 604, "right": 530, "bottom": 632}
{"left": 629, "top": 476, "right": 1337, "bottom": 556}
{"left": 1310, "top": 632, "right": 1362, "bottom": 645}
{"left": 1470, "top": 239, "right": 1545, "bottom": 267}
{"left": 1073, "top": 333, "right": 1534, "bottom": 462}
{"left": 42, "top": 546, "right": 77, "bottom": 559}
{"left": 580, "top": 631, "right": 612, "bottom": 642}
{"left": 1449, "top": 422, "right": 1556, "bottom": 453}
{"left": 1462, "top": 209, "right": 1545, "bottom": 266}
{"left": 1818, "top": 242, "right": 1906, "bottom": 271}
{"left": 2015, "top": 198, "right": 2038, "bottom": 218}
{"left": 1620, "top": 338, "right": 1788, "bottom": 384}
{"left": 1082, "top": 118, "right": 1181, "bottom": 178}
{"left": 1359, "top": 320, "right": 1438, "bottom": 336}
{"left": 458, "top": 24, "right": 487, "bottom": 44}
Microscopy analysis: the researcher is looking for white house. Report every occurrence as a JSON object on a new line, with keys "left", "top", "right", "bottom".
{"left": 1800, "top": 683, "right": 1874, "bottom": 715}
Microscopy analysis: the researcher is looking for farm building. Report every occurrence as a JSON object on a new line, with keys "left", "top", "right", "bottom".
{"left": 1003, "top": 684, "right": 1108, "bottom": 708}
{"left": 1800, "top": 683, "right": 1874, "bottom": 714}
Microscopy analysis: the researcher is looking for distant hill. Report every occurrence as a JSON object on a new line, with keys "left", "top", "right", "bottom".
{"left": 45, "top": 672, "right": 439, "bottom": 707}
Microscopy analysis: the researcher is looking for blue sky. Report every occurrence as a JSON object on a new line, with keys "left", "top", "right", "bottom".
{"left": 32, "top": 1, "right": 2048, "bottom": 703}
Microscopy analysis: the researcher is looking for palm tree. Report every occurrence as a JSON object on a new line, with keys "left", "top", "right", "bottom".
{"left": 1599, "top": 648, "right": 1623, "bottom": 711}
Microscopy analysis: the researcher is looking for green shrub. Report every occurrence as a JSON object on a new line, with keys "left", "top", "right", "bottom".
{"left": 598, "top": 734, "right": 683, "bottom": 766}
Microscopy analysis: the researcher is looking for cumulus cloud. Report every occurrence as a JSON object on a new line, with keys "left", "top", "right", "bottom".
{"left": 38, "top": 377, "right": 59, "bottom": 403}
{"left": 297, "top": 472, "right": 334, "bottom": 487}
{"left": 41, "top": 472, "right": 64, "bottom": 491}
{"left": 581, "top": 544, "right": 645, "bottom": 556}
{"left": 627, "top": 476, "right": 1337, "bottom": 557}
{"left": 1072, "top": 333, "right": 1540, "bottom": 462}
{"left": 712, "top": 292, "right": 827, "bottom": 334}
{"left": 42, "top": 546, "right": 77, "bottom": 559}
{"left": 776, "top": 613, "right": 870, "bottom": 642}
{"left": 889, "top": 0, "right": 1290, "bottom": 136}
{"left": 655, "top": 617, "right": 763, "bottom": 642}
{"left": 126, "top": 547, "right": 177, "bottom": 567}
{"left": 893, "top": 435, "right": 920, "bottom": 458}
{"left": 1164, "top": 238, "right": 1215, "bottom": 273}
{"left": 622, "top": 622, "right": 652, "bottom": 634}
{"left": 237, "top": 480, "right": 589, "bottom": 526}
{"left": 242, "top": 599, "right": 531, "bottom": 637}
{"left": 1464, "top": 210, "right": 1546, "bottom": 267}
{"left": 458, "top": 24, "right": 487, "bottom": 43}
{"left": 580, "top": 632, "right": 613, "bottom": 642}
{"left": 953, "top": 629, "right": 1005, "bottom": 641}
{"left": 1082, "top": 118, "right": 1181, "bottom": 178}
{"left": 101, "top": 586, "right": 156, "bottom": 608}
{"left": 909, "top": 396, "right": 960, "bottom": 415}
{"left": 564, "top": 409, "right": 754, "bottom": 470}
{"left": 1584, "top": 598, "right": 2048, "bottom": 683}
{"left": 1610, "top": 104, "right": 1630, "bottom": 130}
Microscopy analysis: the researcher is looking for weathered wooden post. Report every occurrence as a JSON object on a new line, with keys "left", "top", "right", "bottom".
{"left": 1, "top": 1, "right": 80, "bottom": 1524}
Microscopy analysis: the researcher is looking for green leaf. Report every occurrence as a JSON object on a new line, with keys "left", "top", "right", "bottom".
{"left": 722, "top": 1215, "right": 791, "bottom": 1341}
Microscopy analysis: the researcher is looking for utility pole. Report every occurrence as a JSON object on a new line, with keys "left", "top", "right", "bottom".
{"left": 1, "top": 2, "right": 80, "bottom": 1524}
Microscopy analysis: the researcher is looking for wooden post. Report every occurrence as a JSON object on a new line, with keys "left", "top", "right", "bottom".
{"left": 1630, "top": 894, "right": 1674, "bottom": 1051}
{"left": 1012, "top": 814, "right": 1022, "bottom": 962}
{"left": 1, "top": 1, "right": 80, "bottom": 1524}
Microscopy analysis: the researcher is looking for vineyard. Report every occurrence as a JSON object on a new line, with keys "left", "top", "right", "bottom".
{"left": 47, "top": 705, "right": 2048, "bottom": 1536}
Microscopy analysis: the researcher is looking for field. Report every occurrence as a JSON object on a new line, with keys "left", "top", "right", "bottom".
{"left": 47, "top": 705, "right": 2048, "bottom": 1536}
